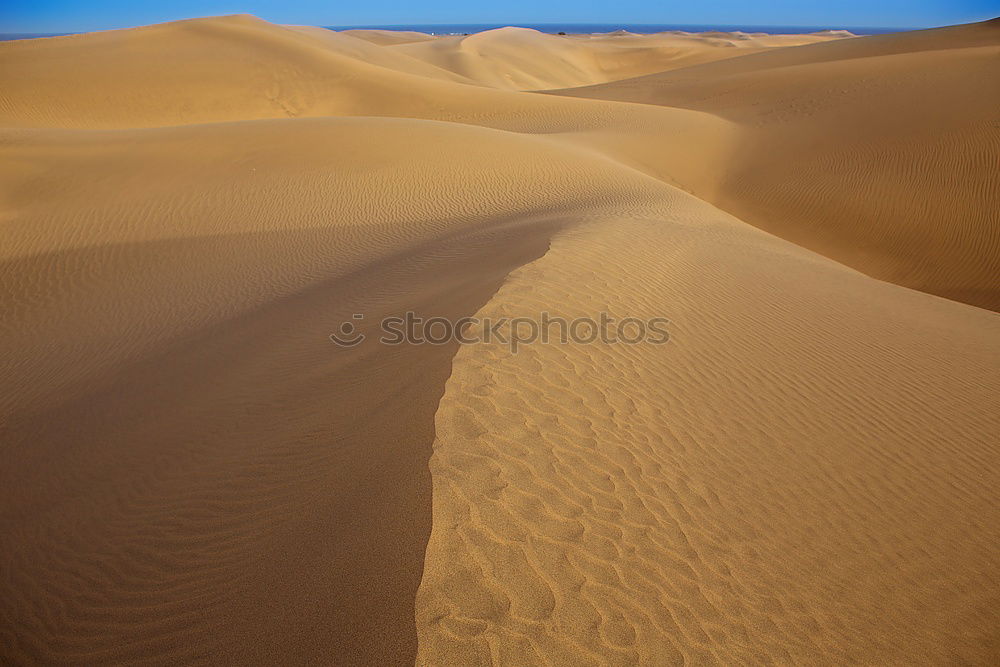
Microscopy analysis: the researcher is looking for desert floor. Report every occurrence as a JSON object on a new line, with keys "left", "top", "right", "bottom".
{"left": 1, "top": 15, "right": 998, "bottom": 665}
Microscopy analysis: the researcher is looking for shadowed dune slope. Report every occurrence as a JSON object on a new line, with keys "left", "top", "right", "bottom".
{"left": 0, "top": 116, "right": 684, "bottom": 663}
{"left": 1, "top": 15, "right": 998, "bottom": 666}
{"left": 551, "top": 18, "right": 1000, "bottom": 310}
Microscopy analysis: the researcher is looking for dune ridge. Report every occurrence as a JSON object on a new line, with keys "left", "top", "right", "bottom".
{"left": 1, "top": 14, "right": 998, "bottom": 665}
{"left": 550, "top": 19, "right": 1000, "bottom": 309}
{"left": 419, "top": 197, "right": 1000, "bottom": 665}
{"left": 0, "top": 115, "right": 676, "bottom": 664}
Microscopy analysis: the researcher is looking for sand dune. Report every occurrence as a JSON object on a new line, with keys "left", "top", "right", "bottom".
{"left": 0, "top": 14, "right": 498, "bottom": 127}
{"left": 418, "top": 178, "right": 1000, "bottom": 666}
{"left": 285, "top": 25, "right": 480, "bottom": 84}
{"left": 0, "top": 12, "right": 740, "bottom": 172}
{"left": 1, "top": 15, "right": 998, "bottom": 666}
{"left": 387, "top": 27, "right": 847, "bottom": 90}
{"left": 0, "top": 15, "right": 848, "bottom": 129}
{"left": 0, "top": 115, "right": 685, "bottom": 663}
{"left": 552, "top": 19, "right": 1000, "bottom": 309}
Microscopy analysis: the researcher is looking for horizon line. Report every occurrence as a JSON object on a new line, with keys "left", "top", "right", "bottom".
{"left": 1, "top": 20, "right": 935, "bottom": 37}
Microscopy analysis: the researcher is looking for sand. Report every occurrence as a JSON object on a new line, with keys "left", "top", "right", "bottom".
{"left": 551, "top": 18, "right": 1000, "bottom": 309}
{"left": 385, "top": 27, "right": 848, "bottom": 91}
{"left": 1, "top": 14, "right": 998, "bottom": 665}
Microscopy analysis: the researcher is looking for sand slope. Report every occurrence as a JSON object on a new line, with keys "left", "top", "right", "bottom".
{"left": 552, "top": 19, "right": 1000, "bottom": 309}
{"left": 1, "top": 15, "right": 998, "bottom": 666}
{"left": 418, "top": 179, "right": 1000, "bottom": 666}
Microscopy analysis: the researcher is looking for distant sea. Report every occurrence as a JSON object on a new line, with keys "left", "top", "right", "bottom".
{"left": 0, "top": 23, "right": 909, "bottom": 42}
{"left": 0, "top": 32, "right": 74, "bottom": 41}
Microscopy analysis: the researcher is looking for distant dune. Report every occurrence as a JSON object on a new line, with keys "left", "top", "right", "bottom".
{"left": 385, "top": 26, "right": 847, "bottom": 90}
{"left": 1, "top": 14, "right": 998, "bottom": 665}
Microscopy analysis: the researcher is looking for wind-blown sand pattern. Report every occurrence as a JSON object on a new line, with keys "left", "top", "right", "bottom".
{"left": 1, "top": 14, "right": 998, "bottom": 665}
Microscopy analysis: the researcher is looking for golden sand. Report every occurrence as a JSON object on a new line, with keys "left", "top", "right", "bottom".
{"left": 1, "top": 15, "right": 998, "bottom": 664}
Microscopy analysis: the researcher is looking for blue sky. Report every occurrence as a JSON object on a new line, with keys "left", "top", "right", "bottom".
{"left": 2, "top": 0, "right": 997, "bottom": 33}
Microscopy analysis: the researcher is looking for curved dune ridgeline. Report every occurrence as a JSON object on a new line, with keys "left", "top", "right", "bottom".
{"left": 550, "top": 18, "right": 1000, "bottom": 310}
{"left": 1, "top": 14, "right": 998, "bottom": 665}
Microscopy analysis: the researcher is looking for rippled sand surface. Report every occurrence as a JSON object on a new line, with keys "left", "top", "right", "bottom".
{"left": 1, "top": 15, "right": 998, "bottom": 665}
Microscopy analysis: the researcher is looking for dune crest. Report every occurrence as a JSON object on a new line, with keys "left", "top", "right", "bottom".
{"left": 416, "top": 190, "right": 1000, "bottom": 665}
{"left": 1, "top": 14, "right": 998, "bottom": 665}
{"left": 551, "top": 19, "right": 1000, "bottom": 309}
